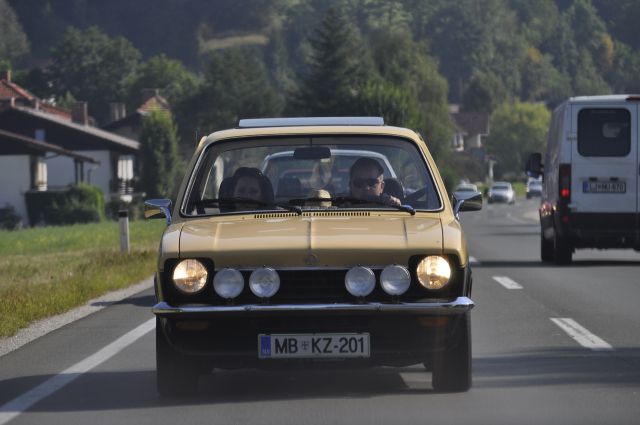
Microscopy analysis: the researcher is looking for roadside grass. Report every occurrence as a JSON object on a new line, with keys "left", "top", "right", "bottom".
{"left": 0, "top": 220, "right": 166, "bottom": 338}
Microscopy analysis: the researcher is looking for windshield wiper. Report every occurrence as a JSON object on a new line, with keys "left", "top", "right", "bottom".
{"left": 290, "top": 196, "right": 416, "bottom": 215}
{"left": 194, "top": 198, "right": 302, "bottom": 215}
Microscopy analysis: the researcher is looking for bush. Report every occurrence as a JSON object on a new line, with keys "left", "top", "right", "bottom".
{"left": 105, "top": 194, "right": 147, "bottom": 221}
{"left": 0, "top": 204, "right": 22, "bottom": 230}
{"left": 25, "top": 184, "right": 105, "bottom": 226}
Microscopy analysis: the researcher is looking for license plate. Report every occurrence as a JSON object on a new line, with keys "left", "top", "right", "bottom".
{"left": 258, "top": 333, "right": 370, "bottom": 359}
{"left": 582, "top": 181, "right": 626, "bottom": 193}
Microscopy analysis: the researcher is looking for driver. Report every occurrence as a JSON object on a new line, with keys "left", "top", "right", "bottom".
{"left": 349, "top": 157, "right": 401, "bottom": 206}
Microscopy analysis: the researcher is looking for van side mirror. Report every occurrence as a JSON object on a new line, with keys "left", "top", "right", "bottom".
{"left": 525, "top": 153, "right": 543, "bottom": 178}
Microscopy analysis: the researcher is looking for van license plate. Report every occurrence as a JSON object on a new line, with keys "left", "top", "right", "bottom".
{"left": 258, "top": 333, "right": 370, "bottom": 359}
{"left": 583, "top": 181, "right": 626, "bottom": 193}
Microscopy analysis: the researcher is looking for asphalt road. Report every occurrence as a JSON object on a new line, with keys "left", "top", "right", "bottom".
{"left": 1, "top": 198, "right": 639, "bottom": 425}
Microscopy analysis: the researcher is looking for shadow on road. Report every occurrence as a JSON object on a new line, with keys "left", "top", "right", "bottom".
{"left": 1, "top": 347, "right": 639, "bottom": 411}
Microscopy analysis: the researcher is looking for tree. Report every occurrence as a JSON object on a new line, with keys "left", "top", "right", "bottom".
{"left": 363, "top": 28, "right": 452, "bottom": 160}
{"left": 48, "top": 26, "right": 141, "bottom": 124}
{"left": 125, "top": 54, "right": 198, "bottom": 112}
{"left": 293, "top": 6, "right": 372, "bottom": 115}
{"left": 484, "top": 101, "right": 550, "bottom": 179}
{"left": 0, "top": 0, "right": 29, "bottom": 63}
{"left": 138, "top": 110, "right": 183, "bottom": 199}
{"left": 174, "top": 47, "right": 282, "bottom": 152}
{"left": 461, "top": 71, "right": 508, "bottom": 114}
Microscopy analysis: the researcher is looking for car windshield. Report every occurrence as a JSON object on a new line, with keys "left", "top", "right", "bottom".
{"left": 183, "top": 135, "right": 441, "bottom": 215}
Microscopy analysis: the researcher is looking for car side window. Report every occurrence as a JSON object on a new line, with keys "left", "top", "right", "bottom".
{"left": 577, "top": 108, "right": 631, "bottom": 157}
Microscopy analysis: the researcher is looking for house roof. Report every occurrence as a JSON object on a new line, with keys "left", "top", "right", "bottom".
{"left": 138, "top": 94, "right": 170, "bottom": 114}
{"left": 0, "top": 106, "right": 139, "bottom": 153}
{"left": 0, "top": 77, "right": 36, "bottom": 101}
{"left": 452, "top": 112, "right": 490, "bottom": 136}
{"left": 1, "top": 72, "right": 75, "bottom": 122}
{"left": 103, "top": 94, "right": 171, "bottom": 132}
{"left": 0, "top": 128, "right": 99, "bottom": 163}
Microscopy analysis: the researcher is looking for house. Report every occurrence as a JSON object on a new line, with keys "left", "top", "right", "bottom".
{"left": 0, "top": 128, "right": 98, "bottom": 225}
{"left": 103, "top": 89, "right": 171, "bottom": 140}
{"left": 0, "top": 70, "right": 139, "bottom": 226}
{"left": 450, "top": 108, "right": 490, "bottom": 159}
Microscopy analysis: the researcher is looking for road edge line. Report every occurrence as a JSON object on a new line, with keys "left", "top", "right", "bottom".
{"left": 0, "top": 276, "right": 153, "bottom": 358}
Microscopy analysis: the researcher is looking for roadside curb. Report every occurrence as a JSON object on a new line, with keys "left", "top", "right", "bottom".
{"left": 0, "top": 276, "right": 154, "bottom": 358}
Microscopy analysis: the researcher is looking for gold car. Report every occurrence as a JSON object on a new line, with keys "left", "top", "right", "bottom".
{"left": 145, "top": 117, "right": 482, "bottom": 395}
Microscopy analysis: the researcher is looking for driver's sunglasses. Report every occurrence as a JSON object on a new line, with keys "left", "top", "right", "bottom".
{"left": 352, "top": 177, "right": 381, "bottom": 189}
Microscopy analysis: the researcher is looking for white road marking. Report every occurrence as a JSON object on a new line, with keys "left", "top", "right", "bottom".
{"left": 550, "top": 318, "right": 614, "bottom": 351}
{"left": 492, "top": 276, "right": 524, "bottom": 289}
{"left": 0, "top": 318, "right": 155, "bottom": 425}
{"left": 469, "top": 256, "right": 480, "bottom": 265}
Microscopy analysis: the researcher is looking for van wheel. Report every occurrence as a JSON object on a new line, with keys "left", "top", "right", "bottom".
{"left": 156, "top": 318, "right": 200, "bottom": 396}
{"left": 553, "top": 231, "right": 572, "bottom": 265}
{"left": 541, "top": 229, "right": 554, "bottom": 262}
{"left": 432, "top": 314, "right": 471, "bottom": 392}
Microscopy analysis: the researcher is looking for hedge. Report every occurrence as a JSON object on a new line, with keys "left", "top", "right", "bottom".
{"left": 25, "top": 184, "right": 105, "bottom": 226}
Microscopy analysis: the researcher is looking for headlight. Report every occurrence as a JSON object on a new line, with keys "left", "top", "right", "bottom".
{"left": 345, "top": 266, "right": 375, "bottom": 297}
{"left": 249, "top": 267, "right": 280, "bottom": 298}
{"left": 213, "top": 268, "right": 244, "bottom": 299}
{"left": 172, "top": 259, "right": 208, "bottom": 294}
{"left": 416, "top": 256, "right": 451, "bottom": 290}
{"left": 380, "top": 265, "right": 411, "bottom": 295}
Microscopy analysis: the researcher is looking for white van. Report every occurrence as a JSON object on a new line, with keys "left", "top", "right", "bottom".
{"left": 526, "top": 95, "right": 640, "bottom": 264}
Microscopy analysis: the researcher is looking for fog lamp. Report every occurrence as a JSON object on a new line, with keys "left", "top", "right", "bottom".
{"left": 345, "top": 266, "right": 375, "bottom": 297}
{"left": 249, "top": 267, "right": 280, "bottom": 298}
{"left": 213, "top": 268, "right": 244, "bottom": 299}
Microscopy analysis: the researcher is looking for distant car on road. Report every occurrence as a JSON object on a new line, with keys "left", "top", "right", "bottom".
{"left": 454, "top": 183, "right": 479, "bottom": 193}
{"left": 488, "top": 181, "right": 515, "bottom": 204}
{"left": 526, "top": 178, "right": 542, "bottom": 199}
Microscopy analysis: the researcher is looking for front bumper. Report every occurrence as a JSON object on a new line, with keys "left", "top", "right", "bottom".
{"left": 154, "top": 297, "right": 473, "bottom": 367}
{"left": 153, "top": 296, "right": 474, "bottom": 317}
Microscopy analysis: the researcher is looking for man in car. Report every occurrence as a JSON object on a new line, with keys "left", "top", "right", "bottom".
{"left": 349, "top": 157, "right": 401, "bottom": 206}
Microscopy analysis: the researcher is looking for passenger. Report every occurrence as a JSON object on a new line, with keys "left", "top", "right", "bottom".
{"left": 349, "top": 157, "right": 401, "bottom": 206}
{"left": 229, "top": 167, "right": 274, "bottom": 210}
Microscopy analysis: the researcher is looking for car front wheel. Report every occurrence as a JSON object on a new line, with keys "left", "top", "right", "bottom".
{"left": 432, "top": 313, "right": 471, "bottom": 392}
{"left": 156, "top": 318, "right": 200, "bottom": 396}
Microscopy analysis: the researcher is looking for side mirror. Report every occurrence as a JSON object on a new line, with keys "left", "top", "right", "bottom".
{"left": 525, "top": 153, "right": 543, "bottom": 178}
{"left": 145, "top": 199, "right": 172, "bottom": 225}
{"left": 452, "top": 191, "right": 482, "bottom": 219}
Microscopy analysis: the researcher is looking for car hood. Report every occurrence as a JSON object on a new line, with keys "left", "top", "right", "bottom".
{"left": 177, "top": 213, "right": 443, "bottom": 268}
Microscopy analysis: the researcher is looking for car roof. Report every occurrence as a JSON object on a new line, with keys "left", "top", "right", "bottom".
{"left": 200, "top": 123, "right": 422, "bottom": 149}
{"left": 238, "top": 117, "right": 385, "bottom": 127}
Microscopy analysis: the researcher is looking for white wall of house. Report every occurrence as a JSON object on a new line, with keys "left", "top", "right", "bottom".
{"left": 46, "top": 155, "right": 75, "bottom": 189}
{"left": 46, "top": 150, "right": 113, "bottom": 198}
{"left": 466, "top": 134, "right": 483, "bottom": 149}
{"left": 0, "top": 155, "right": 31, "bottom": 224}
{"left": 85, "top": 150, "right": 112, "bottom": 197}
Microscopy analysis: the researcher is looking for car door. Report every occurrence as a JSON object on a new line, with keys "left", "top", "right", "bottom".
{"left": 570, "top": 101, "right": 638, "bottom": 239}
